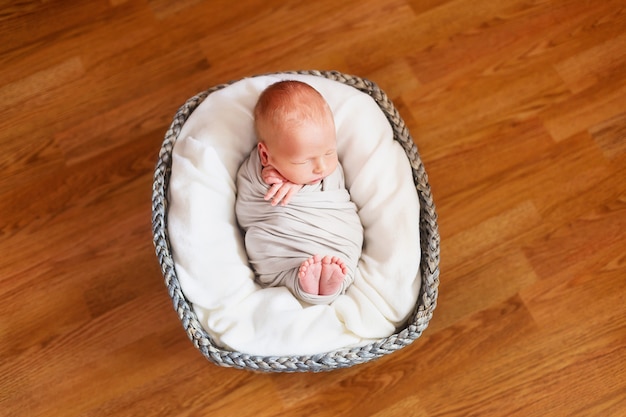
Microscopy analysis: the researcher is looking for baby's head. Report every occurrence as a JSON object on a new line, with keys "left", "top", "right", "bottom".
{"left": 254, "top": 80, "right": 338, "bottom": 185}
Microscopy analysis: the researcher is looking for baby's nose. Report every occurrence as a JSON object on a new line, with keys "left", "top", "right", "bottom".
{"left": 313, "top": 158, "right": 325, "bottom": 174}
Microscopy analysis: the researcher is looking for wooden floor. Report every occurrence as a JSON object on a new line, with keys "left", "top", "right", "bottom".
{"left": 1, "top": 0, "right": 625, "bottom": 416}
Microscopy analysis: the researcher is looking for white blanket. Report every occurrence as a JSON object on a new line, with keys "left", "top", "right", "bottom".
{"left": 168, "top": 74, "right": 421, "bottom": 356}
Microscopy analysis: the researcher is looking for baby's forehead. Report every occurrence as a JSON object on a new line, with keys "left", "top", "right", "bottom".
{"left": 280, "top": 108, "right": 334, "bottom": 132}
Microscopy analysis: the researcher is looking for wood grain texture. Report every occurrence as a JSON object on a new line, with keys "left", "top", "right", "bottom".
{"left": 1, "top": 0, "right": 624, "bottom": 415}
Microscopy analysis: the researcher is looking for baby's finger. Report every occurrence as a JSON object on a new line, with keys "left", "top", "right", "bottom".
{"left": 264, "top": 183, "right": 281, "bottom": 201}
{"left": 281, "top": 187, "right": 299, "bottom": 206}
{"left": 272, "top": 186, "right": 291, "bottom": 206}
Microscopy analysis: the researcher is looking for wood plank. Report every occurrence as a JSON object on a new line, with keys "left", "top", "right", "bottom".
{"left": 0, "top": 1, "right": 112, "bottom": 56}
{"left": 541, "top": 73, "right": 626, "bottom": 142}
{"left": 419, "top": 322, "right": 625, "bottom": 416}
{"left": 423, "top": 118, "right": 552, "bottom": 198}
{"left": 0, "top": 1, "right": 156, "bottom": 87}
{"left": 408, "top": 0, "right": 626, "bottom": 83}
{"left": 443, "top": 200, "right": 542, "bottom": 268}
{"left": 197, "top": 0, "right": 417, "bottom": 81}
{"left": 522, "top": 187, "right": 626, "bottom": 280}
{"left": 432, "top": 246, "right": 538, "bottom": 332}
{"left": 589, "top": 111, "right": 626, "bottom": 159}
{"left": 521, "top": 239, "right": 626, "bottom": 329}
{"left": 555, "top": 31, "right": 626, "bottom": 93}
{"left": 0, "top": 57, "right": 85, "bottom": 109}
{"left": 434, "top": 130, "right": 611, "bottom": 238}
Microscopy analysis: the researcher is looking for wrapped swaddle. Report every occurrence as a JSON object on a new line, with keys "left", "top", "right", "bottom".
{"left": 236, "top": 147, "right": 363, "bottom": 304}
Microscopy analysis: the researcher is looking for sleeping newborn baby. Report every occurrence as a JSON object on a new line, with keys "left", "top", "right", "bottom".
{"left": 235, "top": 80, "right": 364, "bottom": 305}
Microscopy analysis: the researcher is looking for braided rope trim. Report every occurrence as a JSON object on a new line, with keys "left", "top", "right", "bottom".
{"left": 151, "top": 70, "right": 440, "bottom": 372}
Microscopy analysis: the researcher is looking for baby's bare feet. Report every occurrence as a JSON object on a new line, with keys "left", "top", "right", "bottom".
{"left": 299, "top": 255, "right": 346, "bottom": 296}
{"left": 319, "top": 256, "right": 347, "bottom": 296}
{"left": 299, "top": 255, "right": 322, "bottom": 294}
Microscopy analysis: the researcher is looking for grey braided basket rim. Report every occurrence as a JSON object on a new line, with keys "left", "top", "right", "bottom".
{"left": 151, "top": 70, "right": 440, "bottom": 373}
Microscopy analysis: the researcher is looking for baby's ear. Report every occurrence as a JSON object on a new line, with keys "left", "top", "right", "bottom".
{"left": 258, "top": 142, "right": 270, "bottom": 166}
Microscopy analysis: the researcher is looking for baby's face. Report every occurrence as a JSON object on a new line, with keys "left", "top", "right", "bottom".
{"left": 264, "top": 118, "right": 338, "bottom": 185}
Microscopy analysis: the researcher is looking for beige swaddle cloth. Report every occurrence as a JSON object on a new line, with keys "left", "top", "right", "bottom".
{"left": 235, "top": 147, "right": 364, "bottom": 304}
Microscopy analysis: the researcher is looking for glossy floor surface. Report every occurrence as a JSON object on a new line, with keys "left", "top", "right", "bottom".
{"left": 1, "top": 1, "right": 625, "bottom": 416}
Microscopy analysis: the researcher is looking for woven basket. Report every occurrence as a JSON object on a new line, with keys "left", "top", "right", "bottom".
{"left": 152, "top": 70, "right": 440, "bottom": 372}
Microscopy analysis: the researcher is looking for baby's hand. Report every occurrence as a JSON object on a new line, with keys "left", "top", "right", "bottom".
{"left": 261, "top": 167, "right": 302, "bottom": 206}
{"left": 265, "top": 181, "right": 303, "bottom": 206}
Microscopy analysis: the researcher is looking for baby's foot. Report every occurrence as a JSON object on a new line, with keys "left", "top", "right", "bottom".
{"left": 319, "top": 256, "right": 347, "bottom": 296}
{"left": 299, "top": 255, "right": 322, "bottom": 294}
